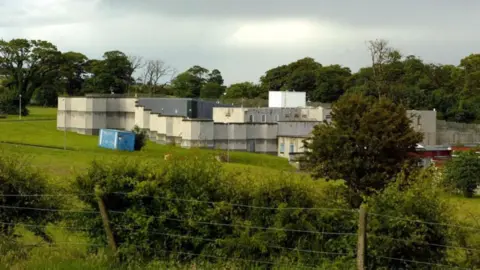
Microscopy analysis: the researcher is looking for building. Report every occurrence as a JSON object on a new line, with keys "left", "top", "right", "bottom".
{"left": 58, "top": 92, "right": 480, "bottom": 158}
{"left": 212, "top": 106, "right": 331, "bottom": 123}
{"left": 277, "top": 121, "right": 319, "bottom": 159}
{"left": 57, "top": 96, "right": 231, "bottom": 135}
{"left": 268, "top": 91, "right": 306, "bottom": 108}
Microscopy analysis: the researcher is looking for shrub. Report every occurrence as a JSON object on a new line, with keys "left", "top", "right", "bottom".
{"left": 443, "top": 151, "right": 480, "bottom": 197}
{"left": 0, "top": 153, "right": 60, "bottom": 240}
{"left": 0, "top": 87, "right": 29, "bottom": 116}
{"left": 366, "top": 168, "right": 456, "bottom": 269}
{"left": 72, "top": 155, "right": 357, "bottom": 267}
{"left": 132, "top": 125, "right": 147, "bottom": 151}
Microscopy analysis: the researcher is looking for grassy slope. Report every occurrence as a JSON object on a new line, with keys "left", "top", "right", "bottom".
{"left": 2, "top": 107, "right": 480, "bottom": 269}
{"left": 0, "top": 107, "right": 294, "bottom": 175}
{"left": 0, "top": 107, "right": 308, "bottom": 269}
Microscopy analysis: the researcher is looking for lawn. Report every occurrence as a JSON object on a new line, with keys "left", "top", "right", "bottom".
{"left": 0, "top": 107, "right": 295, "bottom": 177}
{"left": 2, "top": 107, "right": 480, "bottom": 269}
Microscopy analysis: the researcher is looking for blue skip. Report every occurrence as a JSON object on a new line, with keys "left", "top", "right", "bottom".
{"left": 99, "top": 129, "right": 136, "bottom": 152}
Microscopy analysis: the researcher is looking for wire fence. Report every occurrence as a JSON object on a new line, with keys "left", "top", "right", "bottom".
{"left": 1, "top": 192, "right": 479, "bottom": 269}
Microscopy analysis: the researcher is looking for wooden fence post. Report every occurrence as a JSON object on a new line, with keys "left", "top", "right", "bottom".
{"left": 357, "top": 204, "right": 367, "bottom": 270}
{"left": 95, "top": 185, "right": 117, "bottom": 252}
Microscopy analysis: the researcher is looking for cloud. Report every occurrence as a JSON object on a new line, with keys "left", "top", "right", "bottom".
{"left": 0, "top": 0, "right": 479, "bottom": 84}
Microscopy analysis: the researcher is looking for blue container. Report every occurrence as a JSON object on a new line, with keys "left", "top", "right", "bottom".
{"left": 99, "top": 129, "right": 136, "bottom": 152}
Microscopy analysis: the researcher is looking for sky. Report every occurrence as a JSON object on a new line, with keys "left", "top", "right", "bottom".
{"left": 1, "top": 0, "right": 479, "bottom": 84}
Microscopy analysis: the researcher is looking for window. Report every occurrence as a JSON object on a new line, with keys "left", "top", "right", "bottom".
{"left": 280, "top": 143, "right": 285, "bottom": 153}
{"left": 289, "top": 143, "right": 294, "bottom": 153}
{"left": 249, "top": 115, "right": 254, "bottom": 122}
{"left": 275, "top": 115, "right": 279, "bottom": 122}
{"left": 261, "top": 114, "right": 266, "bottom": 122}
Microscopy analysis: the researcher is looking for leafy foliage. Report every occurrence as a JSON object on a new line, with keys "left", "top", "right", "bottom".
{"left": 443, "top": 151, "right": 480, "bottom": 197}
{"left": 0, "top": 153, "right": 61, "bottom": 240}
{"left": 303, "top": 93, "right": 423, "bottom": 206}
{"left": 367, "top": 169, "right": 457, "bottom": 269}
{"left": 72, "top": 155, "right": 357, "bottom": 265}
{"left": 132, "top": 125, "right": 147, "bottom": 151}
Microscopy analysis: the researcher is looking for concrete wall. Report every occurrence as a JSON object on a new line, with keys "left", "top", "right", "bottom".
{"left": 407, "top": 110, "right": 437, "bottom": 145}
{"left": 58, "top": 97, "right": 136, "bottom": 135}
{"left": 212, "top": 106, "right": 330, "bottom": 124}
{"left": 268, "top": 91, "right": 306, "bottom": 108}
{"left": 137, "top": 98, "right": 231, "bottom": 119}
{"left": 278, "top": 136, "right": 309, "bottom": 158}
{"left": 278, "top": 121, "right": 320, "bottom": 137}
{"left": 212, "top": 108, "right": 246, "bottom": 123}
{"left": 212, "top": 123, "right": 277, "bottom": 154}
{"left": 181, "top": 119, "right": 215, "bottom": 148}
{"left": 437, "top": 120, "right": 480, "bottom": 145}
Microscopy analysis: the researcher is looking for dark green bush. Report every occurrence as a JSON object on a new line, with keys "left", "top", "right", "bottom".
{"left": 0, "top": 154, "right": 60, "bottom": 240}
{"left": 366, "top": 169, "right": 457, "bottom": 269}
{"left": 73, "top": 155, "right": 357, "bottom": 267}
{"left": 0, "top": 87, "right": 29, "bottom": 116}
{"left": 132, "top": 125, "right": 147, "bottom": 151}
{"left": 443, "top": 151, "right": 480, "bottom": 197}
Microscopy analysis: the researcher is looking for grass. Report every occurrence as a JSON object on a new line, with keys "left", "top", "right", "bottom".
{"left": 0, "top": 106, "right": 57, "bottom": 121}
{"left": 0, "top": 107, "right": 294, "bottom": 176}
{"left": 2, "top": 107, "right": 479, "bottom": 269}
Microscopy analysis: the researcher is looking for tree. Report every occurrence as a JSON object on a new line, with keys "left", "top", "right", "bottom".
{"left": 60, "top": 51, "right": 88, "bottom": 96}
{"left": 260, "top": 57, "right": 322, "bottom": 99}
{"left": 139, "top": 59, "right": 176, "bottom": 95}
{"left": 367, "top": 169, "right": 455, "bottom": 269}
{"left": 313, "top": 65, "right": 351, "bottom": 103}
{"left": 171, "top": 65, "right": 211, "bottom": 98}
{"left": 444, "top": 151, "right": 480, "bottom": 197}
{"left": 83, "top": 50, "right": 133, "bottom": 94}
{"left": 224, "top": 82, "right": 262, "bottom": 99}
{"left": 200, "top": 82, "right": 225, "bottom": 99}
{"left": 0, "top": 39, "right": 62, "bottom": 113}
{"left": 303, "top": 93, "right": 423, "bottom": 206}
{"left": 207, "top": 69, "right": 224, "bottom": 85}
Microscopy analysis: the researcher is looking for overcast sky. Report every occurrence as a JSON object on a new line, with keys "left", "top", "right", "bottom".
{"left": 1, "top": 0, "right": 479, "bottom": 84}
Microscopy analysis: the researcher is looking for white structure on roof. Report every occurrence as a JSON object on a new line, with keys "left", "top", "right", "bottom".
{"left": 268, "top": 91, "right": 306, "bottom": 108}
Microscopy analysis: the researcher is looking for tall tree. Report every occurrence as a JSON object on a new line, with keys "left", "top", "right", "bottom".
{"left": 0, "top": 39, "right": 62, "bottom": 113}
{"left": 304, "top": 93, "right": 423, "bottom": 207}
{"left": 60, "top": 51, "right": 88, "bottom": 96}
{"left": 224, "top": 82, "right": 262, "bottom": 99}
{"left": 139, "top": 59, "right": 176, "bottom": 95}
{"left": 260, "top": 57, "right": 322, "bottom": 99}
{"left": 171, "top": 65, "right": 211, "bottom": 98}
{"left": 83, "top": 51, "right": 134, "bottom": 94}
{"left": 313, "top": 65, "right": 351, "bottom": 103}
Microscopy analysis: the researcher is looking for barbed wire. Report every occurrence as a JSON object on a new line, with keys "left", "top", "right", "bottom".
{"left": 108, "top": 210, "right": 357, "bottom": 237}
{"left": 0, "top": 205, "right": 357, "bottom": 237}
{"left": 368, "top": 212, "right": 480, "bottom": 232}
{"left": 0, "top": 205, "right": 98, "bottom": 214}
{"left": 372, "top": 255, "right": 471, "bottom": 269}
{"left": 110, "top": 192, "right": 359, "bottom": 212}
{"left": 0, "top": 192, "right": 359, "bottom": 213}
{"left": 1, "top": 220, "right": 354, "bottom": 257}
{"left": 119, "top": 230, "right": 355, "bottom": 257}
{"left": 368, "top": 234, "right": 480, "bottom": 253}
{"left": 6, "top": 240, "right": 321, "bottom": 269}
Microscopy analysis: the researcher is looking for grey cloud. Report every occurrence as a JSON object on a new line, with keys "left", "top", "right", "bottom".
{"left": 100, "top": 0, "right": 480, "bottom": 28}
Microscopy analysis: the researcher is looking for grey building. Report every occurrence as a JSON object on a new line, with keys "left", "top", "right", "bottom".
{"left": 137, "top": 98, "right": 232, "bottom": 119}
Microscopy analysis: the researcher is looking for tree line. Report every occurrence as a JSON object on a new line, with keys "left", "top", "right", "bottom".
{"left": 1, "top": 38, "right": 480, "bottom": 122}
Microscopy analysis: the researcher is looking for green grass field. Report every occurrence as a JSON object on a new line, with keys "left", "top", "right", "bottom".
{"left": 0, "top": 107, "right": 294, "bottom": 177}
{"left": 1, "top": 107, "right": 480, "bottom": 269}
{"left": 0, "top": 107, "right": 308, "bottom": 269}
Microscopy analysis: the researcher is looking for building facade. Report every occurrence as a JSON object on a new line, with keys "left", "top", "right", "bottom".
{"left": 58, "top": 96, "right": 480, "bottom": 158}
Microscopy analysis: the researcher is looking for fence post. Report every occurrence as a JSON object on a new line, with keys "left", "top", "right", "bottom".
{"left": 357, "top": 204, "right": 367, "bottom": 270}
{"left": 95, "top": 185, "right": 117, "bottom": 252}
